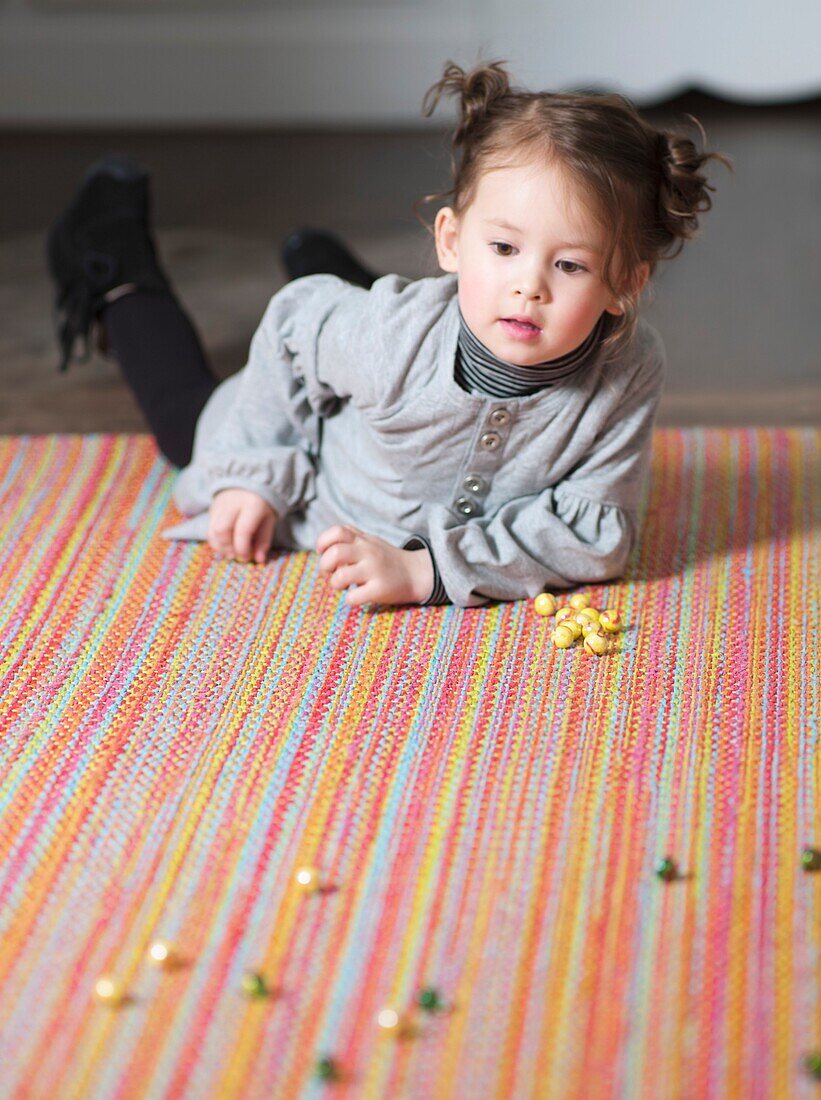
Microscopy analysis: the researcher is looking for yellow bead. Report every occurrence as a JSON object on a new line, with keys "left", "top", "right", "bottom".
{"left": 376, "top": 1008, "right": 416, "bottom": 1039}
{"left": 534, "top": 592, "right": 557, "bottom": 617}
{"left": 94, "top": 975, "right": 127, "bottom": 1006}
{"left": 552, "top": 625, "right": 575, "bottom": 649}
{"left": 583, "top": 630, "right": 608, "bottom": 655}
{"left": 147, "top": 940, "right": 177, "bottom": 968}
{"left": 599, "top": 609, "right": 622, "bottom": 633}
{"left": 241, "top": 971, "right": 269, "bottom": 998}
{"left": 376, "top": 1008, "right": 400, "bottom": 1030}
{"left": 295, "top": 866, "right": 322, "bottom": 892}
{"left": 569, "top": 593, "right": 591, "bottom": 610}
{"left": 577, "top": 607, "right": 600, "bottom": 624}
{"left": 563, "top": 619, "right": 582, "bottom": 640}
{"left": 581, "top": 620, "right": 600, "bottom": 637}
{"left": 555, "top": 606, "right": 575, "bottom": 624}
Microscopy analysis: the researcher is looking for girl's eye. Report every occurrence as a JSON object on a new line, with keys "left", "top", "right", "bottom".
{"left": 490, "top": 241, "right": 516, "bottom": 256}
{"left": 557, "top": 260, "right": 586, "bottom": 274}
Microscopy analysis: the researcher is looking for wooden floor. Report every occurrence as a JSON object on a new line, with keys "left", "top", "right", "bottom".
{"left": 2, "top": 91, "right": 819, "bottom": 433}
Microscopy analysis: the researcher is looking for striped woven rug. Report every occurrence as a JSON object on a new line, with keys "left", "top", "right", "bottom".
{"left": 0, "top": 429, "right": 818, "bottom": 1100}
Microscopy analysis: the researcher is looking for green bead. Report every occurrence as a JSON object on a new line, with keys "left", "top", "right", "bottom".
{"left": 241, "top": 971, "right": 268, "bottom": 998}
{"left": 417, "top": 987, "right": 443, "bottom": 1012}
{"left": 655, "top": 857, "right": 677, "bottom": 882}
{"left": 803, "top": 1052, "right": 821, "bottom": 1079}
{"left": 801, "top": 847, "right": 821, "bottom": 872}
{"left": 316, "top": 1057, "right": 339, "bottom": 1082}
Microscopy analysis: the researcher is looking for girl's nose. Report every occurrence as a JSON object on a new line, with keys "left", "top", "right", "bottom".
{"left": 514, "top": 270, "right": 549, "bottom": 301}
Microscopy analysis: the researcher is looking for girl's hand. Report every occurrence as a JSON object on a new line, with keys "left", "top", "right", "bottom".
{"left": 316, "top": 524, "right": 434, "bottom": 607}
{"left": 207, "top": 488, "right": 278, "bottom": 564}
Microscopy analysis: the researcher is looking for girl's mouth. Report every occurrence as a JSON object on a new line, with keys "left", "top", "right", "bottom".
{"left": 499, "top": 318, "right": 542, "bottom": 342}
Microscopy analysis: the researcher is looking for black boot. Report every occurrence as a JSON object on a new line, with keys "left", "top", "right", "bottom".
{"left": 46, "top": 154, "right": 174, "bottom": 372}
{"left": 280, "top": 227, "right": 379, "bottom": 290}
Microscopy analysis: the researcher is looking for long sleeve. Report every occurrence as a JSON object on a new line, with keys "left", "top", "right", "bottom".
{"left": 424, "top": 333, "right": 666, "bottom": 608}
{"left": 194, "top": 273, "right": 387, "bottom": 516}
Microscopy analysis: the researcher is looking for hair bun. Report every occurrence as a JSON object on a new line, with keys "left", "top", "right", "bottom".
{"left": 422, "top": 60, "right": 512, "bottom": 146}
{"left": 656, "top": 119, "right": 733, "bottom": 244}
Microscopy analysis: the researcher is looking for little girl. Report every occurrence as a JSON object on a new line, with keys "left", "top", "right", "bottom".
{"left": 46, "top": 60, "right": 730, "bottom": 609}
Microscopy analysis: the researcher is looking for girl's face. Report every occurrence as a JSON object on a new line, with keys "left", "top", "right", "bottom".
{"left": 435, "top": 157, "right": 648, "bottom": 366}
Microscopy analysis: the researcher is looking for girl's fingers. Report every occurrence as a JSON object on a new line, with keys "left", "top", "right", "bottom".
{"left": 315, "top": 524, "right": 357, "bottom": 555}
{"left": 328, "top": 562, "right": 368, "bottom": 591}
{"left": 232, "top": 519, "right": 257, "bottom": 562}
{"left": 344, "top": 581, "right": 374, "bottom": 608}
{"left": 252, "top": 513, "right": 276, "bottom": 564}
{"left": 318, "top": 541, "right": 360, "bottom": 577}
{"left": 208, "top": 510, "right": 239, "bottom": 557}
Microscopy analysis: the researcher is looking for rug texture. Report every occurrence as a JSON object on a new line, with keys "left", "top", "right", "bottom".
{"left": 0, "top": 429, "right": 818, "bottom": 1100}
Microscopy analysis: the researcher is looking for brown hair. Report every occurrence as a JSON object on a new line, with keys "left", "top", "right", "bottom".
{"left": 417, "top": 59, "right": 733, "bottom": 356}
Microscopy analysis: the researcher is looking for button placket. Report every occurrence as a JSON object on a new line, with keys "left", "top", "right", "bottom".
{"left": 453, "top": 408, "right": 512, "bottom": 517}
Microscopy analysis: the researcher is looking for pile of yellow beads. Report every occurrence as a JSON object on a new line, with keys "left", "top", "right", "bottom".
{"left": 533, "top": 591, "right": 623, "bottom": 656}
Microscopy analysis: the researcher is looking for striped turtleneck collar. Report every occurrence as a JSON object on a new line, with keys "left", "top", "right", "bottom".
{"left": 454, "top": 309, "right": 611, "bottom": 398}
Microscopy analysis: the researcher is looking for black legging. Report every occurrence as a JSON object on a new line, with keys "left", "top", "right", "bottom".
{"left": 101, "top": 289, "right": 218, "bottom": 468}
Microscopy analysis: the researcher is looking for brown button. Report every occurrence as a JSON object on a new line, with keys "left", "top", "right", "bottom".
{"left": 490, "top": 408, "right": 511, "bottom": 427}
{"left": 480, "top": 431, "right": 502, "bottom": 451}
{"left": 463, "top": 474, "right": 484, "bottom": 493}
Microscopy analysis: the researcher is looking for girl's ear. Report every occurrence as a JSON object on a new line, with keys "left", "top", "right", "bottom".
{"left": 434, "top": 207, "right": 459, "bottom": 273}
{"left": 605, "top": 261, "right": 651, "bottom": 316}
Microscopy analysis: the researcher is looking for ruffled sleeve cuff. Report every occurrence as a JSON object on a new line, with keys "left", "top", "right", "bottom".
{"left": 551, "top": 484, "right": 637, "bottom": 576}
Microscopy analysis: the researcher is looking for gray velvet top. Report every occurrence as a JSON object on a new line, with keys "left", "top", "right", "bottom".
{"left": 162, "top": 272, "right": 666, "bottom": 608}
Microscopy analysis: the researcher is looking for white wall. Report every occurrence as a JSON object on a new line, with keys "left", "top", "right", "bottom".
{"left": 2, "top": 0, "right": 820, "bottom": 126}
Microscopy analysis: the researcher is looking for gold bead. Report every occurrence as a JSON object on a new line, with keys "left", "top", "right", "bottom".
{"left": 147, "top": 940, "right": 177, "bottom": 968}
{"left": 583, "top": 629, "right": 608, "bottom": 655}
{"left": 241, "top": 971, "right": 269, "bottom": 998}
{"left": 599, "top": 609, "right": 622, "bottom": 633}
{"left": 568, "top": 593, "right": 591, "bottom": 610}
{"left": 375, "top": 1008, "right": 417, "bottom": 1039}
{"left": 552, "top": 625, "right": 575, "bottom": 649}
{"left": 94, "top": 975, "right": 127, "bottom": 1006}
{"left": 577, "top": 607, "right": 600, "bottom": 624}
{"left": 581, "top": 620, "right": 600, "bottom": 637}
{"left": 555, "top": 606, "right": 575, "bottom": 624}
{"left": 295, "top": 865, "right": 322, "bottom": 892}
{"left": 563, "top": 619, "right": 582, "bottom": 641}
{"left": 376, "top": 1008, "right": 401, "bottom": 1030}
{"left": 534, "top": 592, "right": 557, "bottom": 617}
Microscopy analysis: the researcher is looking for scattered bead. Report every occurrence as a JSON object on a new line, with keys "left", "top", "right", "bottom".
{"left": 241, "top": 971, "right": 269, "bottom": 998}
{"left": 801, "top": 847, "right": 821, "bottom": 872}
{"left": 376, "top": 1008, "right": 400, "bottom": 1030}
{"left": 417, "top": 987, "right": 444, "bottom": 1013}
{"left": 534, "top": 592, "right": 557, "bottom": 617}
{"left": 568, "top": 593, "right": 591, "bottom": 610}
{"left": 583, "top": 630, "right": 608, "bottom": 656}
{"left": 295, "top": 866, "right": 322, "bottom": 892}
{"left": 655, "top": 857, "right": 678, "bottom": 882}
{"left": 803, "top": 1052, "right": 821, "bottom": 1080}
{"left": 581, "top": 620, "right": 600, "bottom": 638}
{"left": 552, "top": 625, "right": 575, "bottom": 649}
{"left": 599, "top": 609, "right": 622, "bottom": 633}
{"left": 94, "top": 975, "right": 127, "bottom": 1007}
{"left": 147, "top": 940, "right": 177, "bottom": 968}
{"left": 563, "top": 619, "right": 583, "bottom": 641}
{"left": 316, "top": 1056, "right": 340, "bottom": 1082}
{"left": 576, "top": 607, "right": 600, "bottom": 624}
{"left": 555, "top": 606, "right": 575, "bottom": 625}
